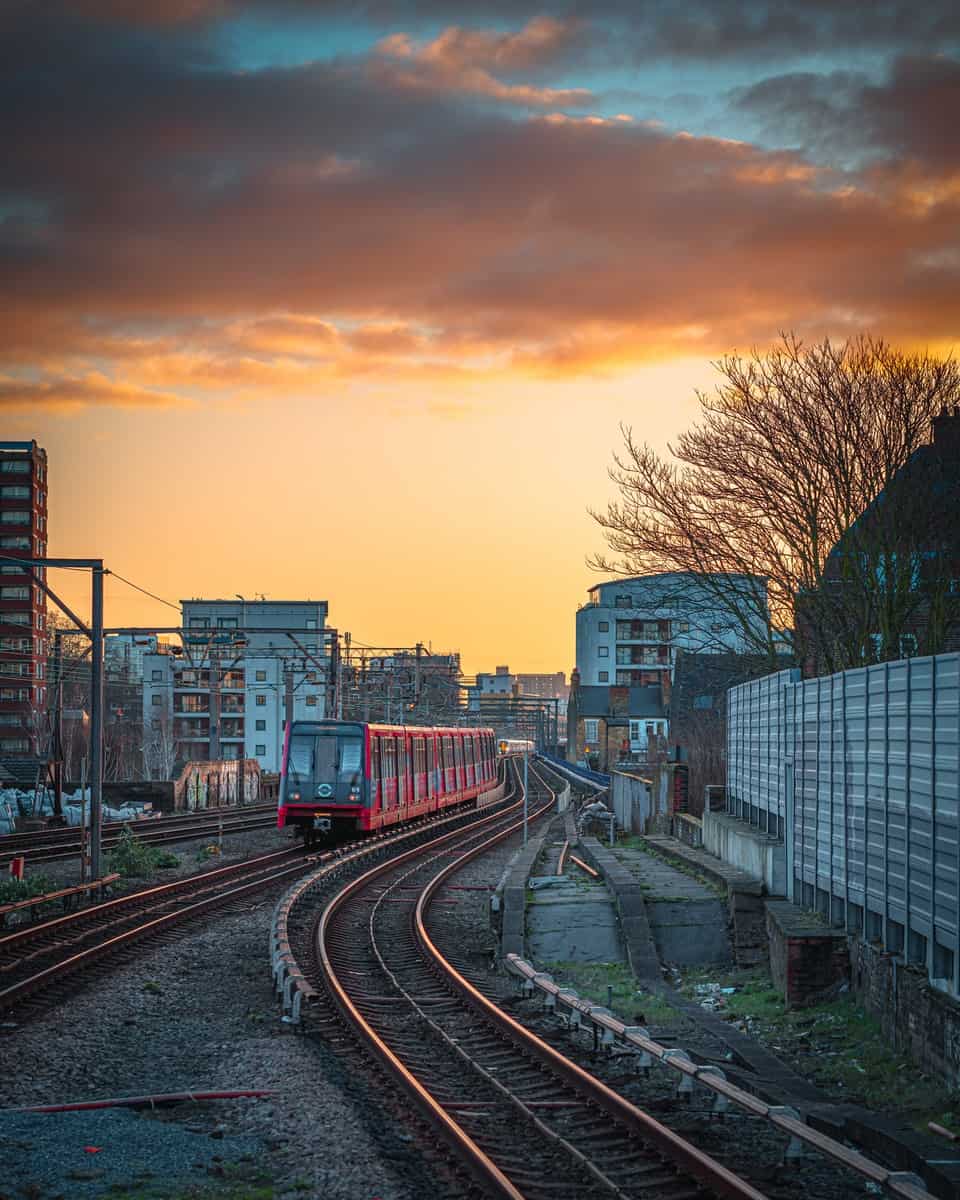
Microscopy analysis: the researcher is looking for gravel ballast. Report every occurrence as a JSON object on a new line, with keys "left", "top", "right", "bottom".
{"left": 2, "top": 887, "right": 417, "bottom": 1199}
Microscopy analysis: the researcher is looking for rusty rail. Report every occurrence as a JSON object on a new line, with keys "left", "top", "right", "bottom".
{"left": 505, "top": 954, "right": 935, "bottom": 1200}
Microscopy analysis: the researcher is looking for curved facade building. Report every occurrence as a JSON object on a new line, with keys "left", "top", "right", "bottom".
{"left": 575, "top": 572, "right": 769, "bottom": 688}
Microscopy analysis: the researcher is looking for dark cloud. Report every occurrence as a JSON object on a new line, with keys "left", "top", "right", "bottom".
{"left": 3, "top": 2, "right": 959, "bottom": 409}
{"left": 734, "top": 55, "right": 960, "bottom": 173}
{"left": 49, "top": 1, "right": 960, "bottom": 60}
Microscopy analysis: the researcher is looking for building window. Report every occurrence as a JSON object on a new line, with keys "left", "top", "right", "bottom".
{"left": 614, "top": 594, "right": 633, "bottom": 609}
{"left": 598, "top": 621, "right": 609, "bottom": 632}
{"left": 584, "top": 719, "right": 599, "bottom": 743}
{"left": 0, "top": 486, "right": 30, "bottom": 499}
{"left": 899, "top": 633, "right": 918, "bottom": 658}
{"left": 255, "top": 744, "right": 266, "bottom": 756}
{"left": 677, "top": 621, "right": 690, "bottom": 633}
{"left": 0, "top": 511, "right": 30, "bottom": 525}
{"left": 0, "top": 461, "right": 29, "bottom": 474}
{"left": 255, "top": 719, "right": 266, "bottom": 731}
{"left": 151, "top": 669, "right": 164, "bottom": 682}
{"left": 255, "top": 670, "right": 267, "bottom": 682}
{"left": 305, "top": 618, "right": 317, "bottom": 630}
{"left": 0, "top": 586, "right": 29, "bottom": 600}
{"left": 597, "top": 646, "right": 608, "bottom": 657}
{"left": 218, "top": 617, "right": 238, "bottom": 628}
{"left": 598, "top": 671, "right": 609, "bottom": 682}
{"left": 306, "top": 672, "right": 318, "bottom": 683}
{"left": 255, "top": 694, "right": 266, "bottom": 706}
{"left": 189, "top": 617, "right": 209, "bottom": 629}
{"left": 0, "top": 536, "right": 30, "bottom": 549}
{"left": 629, "top": 721, "right": 642, "bottom": 741}
{"left": 305, "top": 695, "right": 317, "bottom": 706}
{"left": 151, "top": 695, "right": 162, "bottom": 706}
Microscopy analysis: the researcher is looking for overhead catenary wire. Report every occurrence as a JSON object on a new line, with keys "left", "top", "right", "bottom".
{"left": 105, "top": 569, "right": 181, "bottom": 612}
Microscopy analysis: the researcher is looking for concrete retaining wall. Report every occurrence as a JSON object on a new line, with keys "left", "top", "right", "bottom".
{"left": 703, "top": 810, "right": 786, "bottom": 895}
{"left": 494, "top": 833, "right": 547, "bottom": 959}
{"left": 577, "top": 838, "right": 661, "bottom": 982}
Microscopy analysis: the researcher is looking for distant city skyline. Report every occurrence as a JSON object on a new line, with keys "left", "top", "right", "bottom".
{"left": 6, "top": 2, "right": 958, "bottom": 675}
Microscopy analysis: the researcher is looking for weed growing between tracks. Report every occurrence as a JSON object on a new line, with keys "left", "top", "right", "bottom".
{"left": 680, "top": 964, "right": 959, "bottom": 1129}
{"left": 538, "top": 960, "right": 677, "bottom": 1026}
{"left": 108, "top": 828, "right": 181, "bottom": 878}
{"left": 0, "top": 872, "right": 56, "bottom": 904}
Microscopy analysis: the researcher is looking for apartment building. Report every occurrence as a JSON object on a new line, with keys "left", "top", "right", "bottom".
{"left": 142, "top": 599, "right": 330, "bottom": 774}
{"left": 0, "top": 441, "right": 47, "bottom": 755}
{"left": 575, "top": 573, "right": 768, "bottom": 689}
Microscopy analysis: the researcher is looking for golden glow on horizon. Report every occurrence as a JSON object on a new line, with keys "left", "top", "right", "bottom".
{"left": 17, "top": 362, "right": 712, "bottom": 675}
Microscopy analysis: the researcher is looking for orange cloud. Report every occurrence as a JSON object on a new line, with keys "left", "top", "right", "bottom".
{"left": 374, "top": 18, "right": 591, "bottom": 107}
{"left": 0, "top": 373, "right": 191, "bottom": 411}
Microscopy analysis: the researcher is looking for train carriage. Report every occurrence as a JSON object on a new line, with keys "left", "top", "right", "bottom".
{"left": 278, "top": 720, "right": 497, "bottom": 842}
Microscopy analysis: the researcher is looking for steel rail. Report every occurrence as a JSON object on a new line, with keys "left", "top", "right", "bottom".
{"left": 0, "top": 852, "right": 310, "bottom": 1012}
{"left": 315, "top": 770, "right": 545, "bottom": 1199}
{"left": 504, "top": 956, "right": 935, "bottom": 1200}
{"left": 414, "top": 767, "right": 769, "bottom": 1200}
{"left": 0, "top": 846, "right": 302, "bottom": 954}
{"left": 0, "top": 806, "right": 279, "bottom": 865}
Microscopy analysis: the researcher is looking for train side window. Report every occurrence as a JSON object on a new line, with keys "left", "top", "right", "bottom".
{"left": 370, "top": 735, "right": 379, "bottom": 803}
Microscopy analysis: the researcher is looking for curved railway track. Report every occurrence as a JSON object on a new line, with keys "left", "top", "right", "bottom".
{"left": 309, "top": 763, "right": 768, "bottom": 1200}
{"left": 0, "top": 803, "right": 280, "bottom": 865}
{"left": 0, "top": 845, "right": 309, "bottom": 1017}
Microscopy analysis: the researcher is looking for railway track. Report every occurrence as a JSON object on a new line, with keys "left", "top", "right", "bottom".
{"left": 306, "top": 763, "right": 768, "bottom": 1200}
{"left": 0, "top": 845, "right": 309, "bottom": 1017}
{"left": 0, "top": 803, "right": 279, "bottom": 865}
{"left": 1, "top": 786, "right": 515, "bottom": 1022}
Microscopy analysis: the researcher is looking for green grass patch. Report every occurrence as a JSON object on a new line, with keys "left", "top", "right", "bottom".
{"left": 680, "top": 964, "right": 959, "bottom": 1127}
{"left": 0, "top": 872, "right": 58, "bottom": 905}
{"left": 107, "top": 827, "right": 180, "bottom": 877}
{"left": 539, "top": 960, "right": 676, "bottom": 1026}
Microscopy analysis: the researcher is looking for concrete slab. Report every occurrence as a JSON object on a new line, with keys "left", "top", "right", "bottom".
{"left": 613, "top": 850, "right": 717, "bottom": 901}
{"left": 646, "top": 899, "right": 732, "bottom": 965}
{"left": 526, "top": 879, "right": 625, "bottom": 963}
{"left": 612, "top": 844, "right": 732, "bottom": 965}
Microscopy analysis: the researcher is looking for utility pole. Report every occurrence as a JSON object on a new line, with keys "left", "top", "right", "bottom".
{"left": 209, "top": 656, "right": 221, "bottom": 761}
{"left": 52, "top": 631, "right": 64, "bottom": 820}
{"left": 89, "top": 563, "right": 104, "bottom": 881}
{"left": 284, "top": 666, "right": 294, "bottom": 732}
{"left": 522, "top": 743, "right": 529, "bottom": 845}
{"left": 338, "top": 633, "right": 348, "bottom": 719}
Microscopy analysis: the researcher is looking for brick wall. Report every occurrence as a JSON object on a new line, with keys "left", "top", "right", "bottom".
{"left": 766, "top": 904, "right": 849, "bottom": 1009}
{"left": 850, "top": 938, "right": 960, "bottom": 1089}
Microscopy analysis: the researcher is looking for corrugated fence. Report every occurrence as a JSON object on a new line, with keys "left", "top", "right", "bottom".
{"left": 727, "top": 653, "right": 960, "bottom": 995}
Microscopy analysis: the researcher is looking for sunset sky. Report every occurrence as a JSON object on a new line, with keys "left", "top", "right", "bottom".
{"left": 5, "top": 1, "right": 959, "bottom": 674}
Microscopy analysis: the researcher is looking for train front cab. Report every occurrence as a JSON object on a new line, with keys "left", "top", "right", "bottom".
{"left": 279, "top": 719, "right": 368, "bottom": 844}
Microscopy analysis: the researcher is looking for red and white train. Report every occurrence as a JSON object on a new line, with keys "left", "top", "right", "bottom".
{"left": 278, "top": 719, "right": 499, "bottom": 842}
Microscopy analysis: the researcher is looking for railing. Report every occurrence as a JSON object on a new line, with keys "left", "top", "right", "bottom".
{"left": 506, "top": 955, "right": 934, "bottom": 1200}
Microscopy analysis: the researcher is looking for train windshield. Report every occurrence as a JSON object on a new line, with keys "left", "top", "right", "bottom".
{"left": 287, "top": 731, "right": 363, "bottom": 795}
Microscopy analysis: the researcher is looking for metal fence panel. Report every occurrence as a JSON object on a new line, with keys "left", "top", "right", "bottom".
{"left": 726, "top": 652, "right": 960, "bottom": 995}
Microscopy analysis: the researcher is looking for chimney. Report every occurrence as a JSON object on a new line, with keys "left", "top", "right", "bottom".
{"left": 609, "top": 685, "right": 629, "bottom": 716}
{"left": 932, "top": 406, "right": 960, "bottom": 456}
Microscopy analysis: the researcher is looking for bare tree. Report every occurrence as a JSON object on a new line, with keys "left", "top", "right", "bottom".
{"left": 143, "top": 715, "right": 178, "bottom": 781}
{"left": 591, "top": 335, "right": 960, "bottom": 673}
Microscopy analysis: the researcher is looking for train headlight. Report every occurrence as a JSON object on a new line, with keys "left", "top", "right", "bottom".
{"left": 291, "top": 791, "right": 301, "bottom": 801}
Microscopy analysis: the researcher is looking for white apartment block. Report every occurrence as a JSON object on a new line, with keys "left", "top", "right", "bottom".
{"left": 143, "top": 599, "right": 330, "bottom": 774}
{"left": 576, "top": 573, "right": 768, "bottom": 688}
